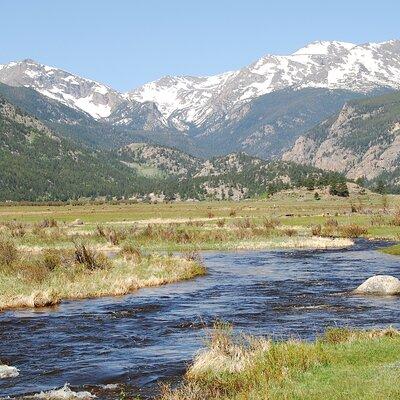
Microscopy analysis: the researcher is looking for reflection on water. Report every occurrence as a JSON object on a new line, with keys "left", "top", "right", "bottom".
{"left": 1, "top": 240, "right": 399, "bottom": 398}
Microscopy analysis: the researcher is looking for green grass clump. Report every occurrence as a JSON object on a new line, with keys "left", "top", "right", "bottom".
{"left": 161, "top": 326, "right": 400, "bottom": 400}
{"left": 380, "top": 244, "right": 400, "bottom": 256}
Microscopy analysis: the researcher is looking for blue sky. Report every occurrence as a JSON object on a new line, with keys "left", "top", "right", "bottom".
{"left": 1, "top": 0, "right": 399, "bottom": 91}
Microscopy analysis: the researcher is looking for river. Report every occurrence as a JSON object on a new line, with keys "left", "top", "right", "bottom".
{"left": 1, "top": 240, "right": 399, "bottom": 398}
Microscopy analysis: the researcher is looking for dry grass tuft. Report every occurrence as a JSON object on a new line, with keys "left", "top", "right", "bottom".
{"left": 311, "top": 224, "right": 322, "bottom": 236}
{"left": 324, "top": 218, "right": 339, "bottom": 228}
{"left": 74, "top": 242, "right": 111, "bottom": 270}
{"left": 389, "top": 209, "right": 400, "bottom": 226}
{"left": 216, "top": 219, "right": 226, "bottom": 228}
{"left": 188, "top": 323, "right": 270, "bottom": 378}
{"left": 282, "top": 228, "right": 297, "bottom": 237}
{"left": 262, "top": 217, "right": 281, "bottom": 229}
{"left": 339, "top": 224, "right": 368, "bottom": 238}
{"left": 0, "top": 239, "right": 18, "bottom": 266}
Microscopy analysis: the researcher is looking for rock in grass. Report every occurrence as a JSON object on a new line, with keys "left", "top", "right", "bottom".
{"left": 0, "top": 364, "right": 19, "bottom": 379}
{"left": 354, "top": 275, "right": 400, "bottom": 295}
{"left": 72, "top": 219, "right": 84, "bottom": 226}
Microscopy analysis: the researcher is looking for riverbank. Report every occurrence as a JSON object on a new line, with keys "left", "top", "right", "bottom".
{"left": 161, "top": 325, "right": 400, "bottom": 400}
{"left": 0, "top": 244, "right": 205, "bottom": 311}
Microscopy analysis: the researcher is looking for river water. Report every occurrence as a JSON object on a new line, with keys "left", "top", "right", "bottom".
{"left": 1, "top": 240, "right": 399, "bottom": 398}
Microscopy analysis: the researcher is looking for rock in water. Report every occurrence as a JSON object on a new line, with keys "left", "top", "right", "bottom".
{"left": 33, "top": 383, "right": 95, "bottom": 399}
{"left": 0, "top": 364, "right": 19, "bottom": 379}
{"left": 354, "top": 275, "right": 400, "bottom": 295}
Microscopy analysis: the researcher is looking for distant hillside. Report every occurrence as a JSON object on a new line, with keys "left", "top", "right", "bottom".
{"left": 118, "top": 143, "right": 201, "bottom": 178}
{"left": 120, "top": 144, "right": 347, "bottom": 201}
{"left": 283, "top": 90, "right": 400, "bottom": 191}
{"left": 0, "top": 95, "right": 156, "bottom": 201}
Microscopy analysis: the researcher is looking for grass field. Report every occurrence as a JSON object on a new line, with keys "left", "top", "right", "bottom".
{"left": 0, "top": 191, "right": 396, "bottom": 225}
{"left": 161, "top": 325, "right": 400, "bottom": 400}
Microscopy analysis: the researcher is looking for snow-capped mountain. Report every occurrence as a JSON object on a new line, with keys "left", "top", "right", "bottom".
{"left": 2, "top": 40, "right": 400, "bottom": 126}
{"left": 1, "top": 39, "right": 400, "bottom": 159}
{"left": 0, "top": 59, "right": 124, "bottom": 119}
{"left": 129, "top": 40, "right": 400, "bottom": 127}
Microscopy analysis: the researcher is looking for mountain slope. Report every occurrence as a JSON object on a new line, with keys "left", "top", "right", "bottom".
{"left": 283, "top": 90, "right": 400, "bottom": 187}
{"left": 0, "top": 95, "right": 155, "bottom": 201}
{"left": 117, "top": 143, "right": 202, "bottom": 177}
{"left": 167, "top": 153, "right": 346, "bottom": 200}
{"left": 0, "top": 59, "right": 123, "bottom": 119}
{"left": 192, "top": 88, "right": 367, "bottom": 158}
{"left": 0, "top": 82, "right": 192, "bottom": 151}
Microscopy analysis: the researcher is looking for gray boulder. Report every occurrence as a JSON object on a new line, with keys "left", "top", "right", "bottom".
{"left": 354, "top": 275, "right": 400, "bottom": 295}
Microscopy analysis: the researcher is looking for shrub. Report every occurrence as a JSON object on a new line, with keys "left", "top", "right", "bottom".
{"left": 216, "top": 219, "right": 225, "bottom": 228}
{"left": 74, "top": 243, "right": 110, "bottom": 270}
{"left": 120, "top": 244, "right": 142, "bottom": 262}
{"left": 0, "top": 239, "right": 18, "bottom": 266}
{"left": 16, "top": 259, "right": 50, "bottom": 283}
{"left": 235, "top": 218, "right": 254, "bottom": 229}
{"left": 339, "top": 224, "right": 368, "bottom": 238}
{"left": 96, "top": 224, "right": 106, "bottom": 237}
{"left": 311, "top": 224, "right": 322, "bottom": 236}
{"left": 183, "top": 250, "right": 203, "bottom": 265}
{"left": 3, "top": 221, "right": 27, "bottom": 237}
{"left": 108, "top": 229, "right": 120, "bottom": 245}
{"left": 324, "top": 218, "right": 339, "bottom": 228}
{"left": 283, "top": 228, "right": 297, "bottom": 237}
{"left": 350, "top": 202, "right": 358, "bottom": 213}
{"left": 41, "top": 249, "right": 62, "bottom": 271}
{"left": 39, "top": 218, "right": 58, "bottom": 228}
{"left": 370, "top": 215, "right": 386, "bottom": 226}
{"left": 389, "top": 209, "right": 400, "bottom": 226}
{"left": 263, "top": 217, "right": 281, "bottom": 229}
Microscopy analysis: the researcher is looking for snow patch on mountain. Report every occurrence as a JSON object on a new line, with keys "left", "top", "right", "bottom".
{"left": 293, "top": 40, "right": 355, "bottom": 55}
{"left": 0, "top": 59, "right": 122, "bottom": 119}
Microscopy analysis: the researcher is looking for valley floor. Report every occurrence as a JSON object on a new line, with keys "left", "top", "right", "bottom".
{"left": 1, "top": 190, "right": 400, "bottom": 311}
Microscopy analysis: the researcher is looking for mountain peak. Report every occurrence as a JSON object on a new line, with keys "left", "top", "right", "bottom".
{"left": 292, "top": 41, "right": 355, "bottom": 55}
{"left": 21, "top": 58, "right": 39, "bottom": 64}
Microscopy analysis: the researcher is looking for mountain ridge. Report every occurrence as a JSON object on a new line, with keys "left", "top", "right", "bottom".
{"left": 1, "top": 39, "right": 400, "bottom": 128}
